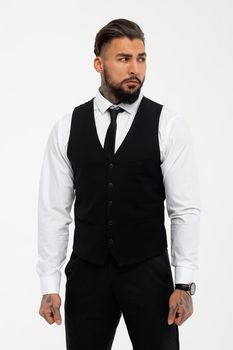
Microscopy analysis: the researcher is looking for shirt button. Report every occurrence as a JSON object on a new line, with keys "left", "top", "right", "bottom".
{"left": 108, "top": 238, "right": 114, "bottom": 246}
{"left": 108, "top": 182, "right": 113, "bottom": 188}
{"left": 109, "top": 163, "right": 114, "bottom": 169}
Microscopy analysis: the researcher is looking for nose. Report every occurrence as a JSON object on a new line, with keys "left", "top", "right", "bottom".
{"left": 128, "top": 59, "right": 138, "bottom": 75}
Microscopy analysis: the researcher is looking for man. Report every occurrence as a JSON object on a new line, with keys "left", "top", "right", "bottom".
{"left": 36, "top": 18, "right": 201, "bottom": 350}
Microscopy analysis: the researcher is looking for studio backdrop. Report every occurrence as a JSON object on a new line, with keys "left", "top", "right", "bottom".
{"left": 0, "top": 1, "right": 232, "bottom": 349}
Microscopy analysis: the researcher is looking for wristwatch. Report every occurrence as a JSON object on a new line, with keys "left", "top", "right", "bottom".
{"left": 175, "top": 282, "right": 196, "bottom": 296}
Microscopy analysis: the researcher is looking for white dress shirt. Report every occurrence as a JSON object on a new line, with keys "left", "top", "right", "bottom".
{"left": 36, "top": 89, "right": 201, "bottom": 295}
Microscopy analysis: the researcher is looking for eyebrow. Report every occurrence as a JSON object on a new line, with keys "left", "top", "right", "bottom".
{"left": 115, "top": 52, "right": 147, "bottom": 58}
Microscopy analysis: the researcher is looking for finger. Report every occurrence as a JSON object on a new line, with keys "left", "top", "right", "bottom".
{"left": 175, "top": 306, "right": 192, "bottom": 326}
{"left": 174, "top": 307, "right": 184, "bottom": 326}
{"left": 168, "top": 302, "right": 178, "bottom": 325}
{"left": 175, "top": 304, "right": 193, "bottom": 326}
{"left": 51, "top": 305, "right": 62, "bottom": 325}
{"left": 175, "top": 312, "right": 187, "bottom": 326}
{"left": 39, "top": 308, "right": 52, "bottom": 323}
{"left": 43, "top": 309, "right": 56, "bottom": 325}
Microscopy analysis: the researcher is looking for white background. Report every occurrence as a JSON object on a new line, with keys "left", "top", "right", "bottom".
{"left": 0, "top": 0, "right": 232, "bottom": 349}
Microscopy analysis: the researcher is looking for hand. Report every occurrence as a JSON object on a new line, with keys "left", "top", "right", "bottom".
{"left": 39, "top": 293, "right": 62, "bottom": 325}
{"left": 167, "top": 289, "right": 193, "bottom": 326}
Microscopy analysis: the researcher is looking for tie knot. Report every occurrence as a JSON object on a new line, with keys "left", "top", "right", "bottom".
{"left": 108, "top": 107, "right": 124, "bottom": 121}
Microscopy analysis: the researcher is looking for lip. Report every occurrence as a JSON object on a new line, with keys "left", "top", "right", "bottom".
{"left": 125, "top": 80, "right": 139, "bottom": 84}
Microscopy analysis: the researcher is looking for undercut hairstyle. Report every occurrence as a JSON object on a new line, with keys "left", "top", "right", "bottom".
{"left": 94, "top": 18, "right": 145, "bottom": 56}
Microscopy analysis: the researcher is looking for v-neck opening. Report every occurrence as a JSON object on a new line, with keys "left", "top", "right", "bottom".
{"left": 90, "top": 97, "right": 145, "bottom": 161}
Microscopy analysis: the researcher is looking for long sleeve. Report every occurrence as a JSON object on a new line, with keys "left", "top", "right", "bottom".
{"left": 36, "top": 113, "right": 75, "bottom": 295}
{"left": 159, "top": 106, "right": 201, "bottom": 284}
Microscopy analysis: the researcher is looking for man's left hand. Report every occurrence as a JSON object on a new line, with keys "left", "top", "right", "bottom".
{"left": 167, "top": 289, "right": 193, "bottom": 326}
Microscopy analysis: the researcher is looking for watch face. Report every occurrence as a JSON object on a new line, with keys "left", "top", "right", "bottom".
{"left": 189, "top": 282, "right": 196, "bottom": 295}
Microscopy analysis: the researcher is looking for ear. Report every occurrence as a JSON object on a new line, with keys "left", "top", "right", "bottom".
{"left": 94, "top": 56, "right": 103, "bottom": 73}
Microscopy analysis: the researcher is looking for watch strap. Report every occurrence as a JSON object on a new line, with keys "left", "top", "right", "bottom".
{"left": 175, "top": 283, "right": 190, "bottom": 291}
{"left": 175, "top": 282, "right": 196, "bottom": 295}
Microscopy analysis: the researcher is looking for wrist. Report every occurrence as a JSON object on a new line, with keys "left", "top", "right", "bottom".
{"left": 175, "top": 282, "right": 196, "bottom": 296}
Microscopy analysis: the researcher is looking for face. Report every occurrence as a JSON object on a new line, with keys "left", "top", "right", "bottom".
{"left": 94, "top": 37, "right": 147, "bottom": 104}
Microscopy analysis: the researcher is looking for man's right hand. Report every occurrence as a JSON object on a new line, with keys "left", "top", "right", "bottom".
{"left": 39, "top": 293, "right": 62, "bottom": 325}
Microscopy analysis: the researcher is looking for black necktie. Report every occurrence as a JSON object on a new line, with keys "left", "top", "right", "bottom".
{"left": 104, "top": 107, "right": 124, "bottom": 159}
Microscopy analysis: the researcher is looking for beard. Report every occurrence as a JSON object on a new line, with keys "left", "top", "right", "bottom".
{"left": 102, "top": 68, "right": 145, "bottom": 104}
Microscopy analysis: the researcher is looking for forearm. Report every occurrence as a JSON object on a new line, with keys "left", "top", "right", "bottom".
{"left": 170, "top": 211, "right": 200, "bottom": 283}
{"left": 36, "top": 114, "right": 75, "bottom": 295}
{"left": 36, "top": 212, "right": 71, "bottom": 295}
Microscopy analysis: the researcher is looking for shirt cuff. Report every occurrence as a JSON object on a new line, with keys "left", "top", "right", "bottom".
{"left": 39, "top": 274, "right": 61, "bottom": 295}
{"left": 175, "top": 266, "right": 195, "bottom": 284}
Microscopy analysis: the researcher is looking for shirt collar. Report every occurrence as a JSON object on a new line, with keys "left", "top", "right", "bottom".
{"left": 95, "top": 88, "right": 144, "bottom": 115}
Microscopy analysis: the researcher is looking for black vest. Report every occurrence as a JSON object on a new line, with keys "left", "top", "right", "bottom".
{"left": 67, "top": 96, "right": 167, "bottom": 266}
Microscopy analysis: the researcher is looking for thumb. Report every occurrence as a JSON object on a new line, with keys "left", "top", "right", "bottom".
{"left": 51, "top": 304, "right": 62, "bottom": 325}
{"left": 167, "top": 303, "right": 178, "bottom": 325}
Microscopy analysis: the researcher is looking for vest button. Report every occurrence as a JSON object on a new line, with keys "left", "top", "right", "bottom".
{"left": 108, "top": 238, "right": 114, "bottom": 246}
{"left": 109, "top": 163, "right": 114, "bottom": 169}
{"left": 108, "top": 200, "right": 113, "bottom": 206}
{"left": 108, "top": 182, "right": 113, "bottom": 188}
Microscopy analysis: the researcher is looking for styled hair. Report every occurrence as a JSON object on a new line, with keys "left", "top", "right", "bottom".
{"left": 94, "top": 18, "right": 145, "bottom": 56}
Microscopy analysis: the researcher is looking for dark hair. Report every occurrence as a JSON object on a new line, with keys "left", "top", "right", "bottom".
{"left": 94, "top": 18, "right": 145, "bottom": 56}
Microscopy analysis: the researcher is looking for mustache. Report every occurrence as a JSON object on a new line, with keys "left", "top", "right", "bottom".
{"left": 122, "top": 76, "right": 142, "bottom": 84}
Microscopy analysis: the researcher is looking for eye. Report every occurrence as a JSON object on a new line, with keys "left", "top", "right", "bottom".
{"left": 119, "top": 57, "right": 128, "bottom": 62}
{"left": 138, "top": 57, "right": 146, "bottom": 62}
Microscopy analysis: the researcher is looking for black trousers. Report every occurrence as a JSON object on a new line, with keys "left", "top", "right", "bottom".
{"left": 64, "top": 249, "right": 179, "bottom": 350}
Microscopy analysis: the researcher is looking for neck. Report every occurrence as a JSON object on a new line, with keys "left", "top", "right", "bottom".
{"left": 99, "top": 85, "right": 120, "bottom": 105}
